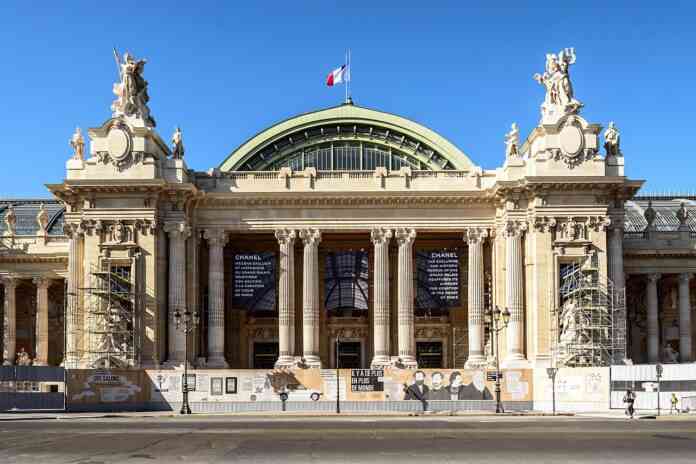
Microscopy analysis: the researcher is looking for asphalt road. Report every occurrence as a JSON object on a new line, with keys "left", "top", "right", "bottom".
{"left": 1, "top": 416, "right": 696, "bottom": 463}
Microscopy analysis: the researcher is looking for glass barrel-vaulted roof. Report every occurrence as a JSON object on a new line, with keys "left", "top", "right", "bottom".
{"left": 0, "top": 200, "right": 65, "bottom": 236}
{"left": 219, "top": 103, "right": 476, "bottom": 172}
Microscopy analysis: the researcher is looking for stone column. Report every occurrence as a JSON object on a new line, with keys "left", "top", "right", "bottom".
{"left": 2, "top": 278, "right": 17, "bottom": 365}
{"left": 204, "top": 229, "right": 229, "bottom": 368}
{"left": 609, "top": 227, "right": 625, "bottom": 291}
{"left": 504, "top": 220, "right": 527, "bottom": 365}
{"left": 465, "top": 227, "right": 488, "bottom": 368}
{"left": 395, "top": 228, "right": 417, "bottom": 367}
{"left": 165, "top": 223, "right": 190, "bottom": 365}
{"left": 371, "top": 228, "right": 392, "bottom": 368}
{"left": 275, "top": 229, "right": 297, "bottom": 368}
{"left": 679, "top": 273, "right": 692, "bottom": 362}
{"left": 64, "top": 224, "right": 83, "bottom": 368}
{"left": 299, "top": 228, "right": 321, "bottom": 367}
{"left": 33, "top": 277, "right": 51, "bottom": 366}
{"left": 647, "top": 273, "right": 661, "bottom": 363}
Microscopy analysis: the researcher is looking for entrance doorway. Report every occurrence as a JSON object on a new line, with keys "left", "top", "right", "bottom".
{"left": 336, "top": 341, "right": 361, "bottom": 368}
{"left": 416, "top": 341, "right": 443, "bottom": 368}
{"left": 252, "top": 342, "right": 278, "bottom": 369}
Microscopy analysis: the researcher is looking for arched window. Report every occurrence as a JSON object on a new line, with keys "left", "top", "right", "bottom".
{"left": 324, "top": 251, "right": 369, "bottom": 316}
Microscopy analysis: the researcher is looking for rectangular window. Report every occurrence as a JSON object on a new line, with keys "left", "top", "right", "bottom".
{"left": 337, "top": 341, "right": 361, "bottom": 368}
{"left": 253, "top": 342, "right": 279, "bottom": 369}
{"left": 416, "top": 341, "right": 443, "bottom": 368}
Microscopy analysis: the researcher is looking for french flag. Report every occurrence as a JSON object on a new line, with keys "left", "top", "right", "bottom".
{"left": 326, "top": 64, "right": 349, "bottom": 86}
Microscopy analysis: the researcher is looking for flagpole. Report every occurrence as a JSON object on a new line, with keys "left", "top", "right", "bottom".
{"left": 345, "top": 49, "right": 349, "bottom": 104}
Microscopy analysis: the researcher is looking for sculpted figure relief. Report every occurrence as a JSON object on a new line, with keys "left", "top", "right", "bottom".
{"left": 171, "top": 127, "right": 184, "bottom": 160}
{"left": 70, "top": 127, "right": 85, "bottom": 161}
{"left": 603, "top": 122, "right": 621, "bottom": 157}
{"left": 504, "top": 123, "right": 520, "bottom": 158}
{"left": 111, "top": 50, "right": 156, "bottom": 127}
{"left": 533, "top": 48, "right": 583, "bottom": 122}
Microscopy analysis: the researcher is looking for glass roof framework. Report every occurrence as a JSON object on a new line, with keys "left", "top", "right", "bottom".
{"left": 324, "top": 251, "right": 369, "bottom": 312}
{"left": 237, "top": 123, "right": 456, "bottom": 172}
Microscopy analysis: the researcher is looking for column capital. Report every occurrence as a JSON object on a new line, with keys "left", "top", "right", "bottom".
{"left": 464, "top": 227, "right": 488, "bottom": 244}
{"left": 370, "top": 227, "right": 393, "bottom": 245}
{"left": 32, "top": 277, "right": 52, "bottom": 290}
{"left": 164, "top": 222, "right": 191, "bottom": 239}
{"left": 203, "top": 228, "right": 228, "bottom": 248}
{"left": 299, "top": 228, "right": 321, "bottom": 246}
{"left": 1, "top": 277, "right": 18, "bottom": 290}
{"left": 504, "top": 220, "right": 528, "bottom": 237}
{"left": 63, "top": 222, "right": 86, "bottom": 238}
{"left": 395, "top": 228, "right": 416, "bottom": 246}
{"left": 275, "top": 228, "right": 297, "bottom": 245}
{"left": 648, "top": 273, "right": 662, "bottom": 283}
{"left": 679, "top": 273, "right": 693, "bottom": 284}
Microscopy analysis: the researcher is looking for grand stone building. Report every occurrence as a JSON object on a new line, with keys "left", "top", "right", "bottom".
{"left": 1, "top": 49, "right": 694, "bottom": 373}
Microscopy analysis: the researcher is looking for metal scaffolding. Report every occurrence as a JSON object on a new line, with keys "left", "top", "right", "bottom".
{"left": 81, "top": 263, "right": 140, "bottom": 368}
{"left": 551, "top": 255, "right": 626, "bottom": 367}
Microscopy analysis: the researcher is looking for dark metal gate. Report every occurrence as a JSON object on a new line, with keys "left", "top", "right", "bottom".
{"left": 0, "top": 366, "right": 66, "bottom": 411}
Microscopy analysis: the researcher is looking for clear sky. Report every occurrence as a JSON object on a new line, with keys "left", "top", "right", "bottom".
{"left": 1, "top": 1, "right": 694, "bottom": 197}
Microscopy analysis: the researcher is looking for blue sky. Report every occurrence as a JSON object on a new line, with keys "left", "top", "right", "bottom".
{"left": 1, "top": 2, "right": 694, "bottom": 197}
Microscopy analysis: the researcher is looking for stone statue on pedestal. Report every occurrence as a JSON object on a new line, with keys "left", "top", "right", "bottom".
{"left": 70, "top": 127, "right": 85, "bottom": 161}
{"left": 16, "top": 348, "right": 32, "bottom": 366}
{"left": 603, "top": 122, "right": 621, "bottom": 157}
{"left": 171, "top": 127, "right": 185, "bottom": 160}
{"left": 4, "top": 204, "right": 16, "bottom": 236}
{"left": 533, "top": 48, "right": 583, "bottom": 123}
{"left": 677, "top": 202, "right": 689, "bottom": 227}
{"left": 504, "top": 123, "right": 520, "bottom": 158}
{"left": 111, "top": 51, "right": 156, "bottom": 127}
{"left": 36, "top": 203, "right": 49, "bottom": 233}
{"left": 662, "top": 343, "right": 679, "bottom": 363}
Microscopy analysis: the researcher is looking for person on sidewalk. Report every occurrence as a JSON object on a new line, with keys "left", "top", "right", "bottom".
{"left": 623, "top": 389, "right": 636, "bottom": 419}
{"left": 670, "top": 393, "right": 679, "bottom": 414}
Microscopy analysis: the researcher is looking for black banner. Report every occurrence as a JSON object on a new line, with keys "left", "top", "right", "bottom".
{"left": 232, "top": 252, "right": 276, "bottom": 311}
{"left": 416, "top": 250, "right": 460, "bottom": 308}
{"left": 351, "top": 369, "right": 384, "bottom": 392}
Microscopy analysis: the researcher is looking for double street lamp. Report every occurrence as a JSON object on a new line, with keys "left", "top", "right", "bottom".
{"left": 484, "top": 305, "right": 511, "bottom": 414}
{"left": 174, "top": 308, "right": 199, "bottom": 415}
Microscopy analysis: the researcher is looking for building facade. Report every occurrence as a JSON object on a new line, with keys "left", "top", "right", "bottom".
{"left": 1, "top": 49, "right": 694, "bottom": 374}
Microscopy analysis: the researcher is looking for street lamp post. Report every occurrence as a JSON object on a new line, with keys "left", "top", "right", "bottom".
{"left": 485, "top": 305, "right": 511, "bottom": 414}
{"left": 656, "top": 363, "right": 663, "bottom": 417}
{"left": 174, "top": 309, "right": 199, "bottom": 415}
{"left": 335, "top": 336, "right": 340, "bottom": 414}
{"left": 546, "top": 367, "right": 558, "bottom": 416}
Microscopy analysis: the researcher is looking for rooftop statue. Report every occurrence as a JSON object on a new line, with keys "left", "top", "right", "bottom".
{"left": 504, "top": 123, "right": 520, "bottom": 158}
{"left": 111, "top": 50, "right": 156, "bottom": 127}
{"left": 171, "top": 126, "right": 185, "bottom": 160}
{"left": 604, "top": 122, "right": 621, "bottom": 157}
{"left": 533, "top": 48, "right": 583, "bottom": 124}
{"left": 69, "top": 127, "right": 85, "bottom": 161}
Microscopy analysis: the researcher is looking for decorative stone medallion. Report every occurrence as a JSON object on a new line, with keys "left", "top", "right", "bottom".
{"left": 107, "top": 126, "right": 131, "bottom": 163}
{"left": 560, "top": 124, "right": 583, "bottom": 157}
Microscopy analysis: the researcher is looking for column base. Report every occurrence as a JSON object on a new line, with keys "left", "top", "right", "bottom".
{"left": 370, "top": 355, "right": 392, "bottom": 368}
{"left": 274, "top": 356, "right": 297, "bottom": 369}
{"left": 502, "top": 354, "right": 529, "bottom": 369}
{"left": 3, "top": 360, "right": 14, "bottom": 366}
{"left": 392, "top": 355, "right": 417, "bottom": 369}
{"left": 301, "top": 355, "right": 322, "bottom": 368}
{"left": 163, "top": 360, "right": 193, "bottom": 369}
{"left": 464, "top": 355, "right": 487, "bottom": 369}
{"left": 205, "top": 355, "right": 229, "bottom": 368}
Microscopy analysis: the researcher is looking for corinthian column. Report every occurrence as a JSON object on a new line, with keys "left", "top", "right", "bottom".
{"left": 371, "top": 228, "right": 392, "bottom": 368}
{"left": 64, "top": 224, "right": 83, "bottom": 368}
{"left": 504, "top": 220, "right": 527, "bottom": 366}
{"left": 275, "top": 229, "right": 297, "bottom": 368}
{"left": 609, "top": 226, "right": 625, "bottom": 291}
{"left": 2, "top": 278, "right": 17, "bottom": 365}
{"left": 204, "top": 229, "right": 229, "bottom": 368}
{"left": 679, "top": 273, "right": 692, "bottom": 362}
{"left": 165, "top": 223, "right": 190, "bottom": 366}
{"left": 395, "top": 228, "right": 417, "bottom": 367}
{"left": 34, "top": 277, "right": 51, "bottom": 366}
{"left": 299, "top": 228, "right": 321, "bottom": 367}
{"left": 465, "top": 227, "right": 488, "bottom": 368}
{"left": 647, "top": 273, "right": 661, "bottom": 363}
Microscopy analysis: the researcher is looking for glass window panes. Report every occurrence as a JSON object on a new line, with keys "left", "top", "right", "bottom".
{"left": 324, "top": 251, "right": 369, "bottom": 314}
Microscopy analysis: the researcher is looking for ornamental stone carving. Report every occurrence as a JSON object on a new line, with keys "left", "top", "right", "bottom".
{"left": 329, "top": 326, "right": 368, "bottom": 339}
{"left": 464, "top": 227, "right": 488, "bottom": 244}
{"left": 533, "top": 216, "right": 557, "bottom": 233}
{"left": 111, "top": 50, "right": 156, "bottom": 127}
{"left": 171, "top": 127, "right": 184, "bottom": 160}
{"left": 415, "top": 326, "right": 447, "bottom": 339}
{"left": 588, "top": 216, "right": 612, "bottom": 232}
{"left": 4, "top": 204, "right": 16, "bottom": 236}
{"left": 503, "top": 220, "right": 527, "bottom": 237}
{"left": 504, "top": 123, "right": 520, "bottom": 159}
{"left": 69, "top": 127, "right": 85, "bottom": 161}
{"left": 96, "top": 122, "right": 143, "bottom": 170}
{"left": 603, "top": 121, "right": 621, "bottom": 157}
{"left": 552, "top": 116, "right": 596, "bottom": 168}
{"left": 36, "top": 203, "right": 49, "bottom": 234}
{"left": 533, "top": 47, "right": 583, "bottom": 124}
